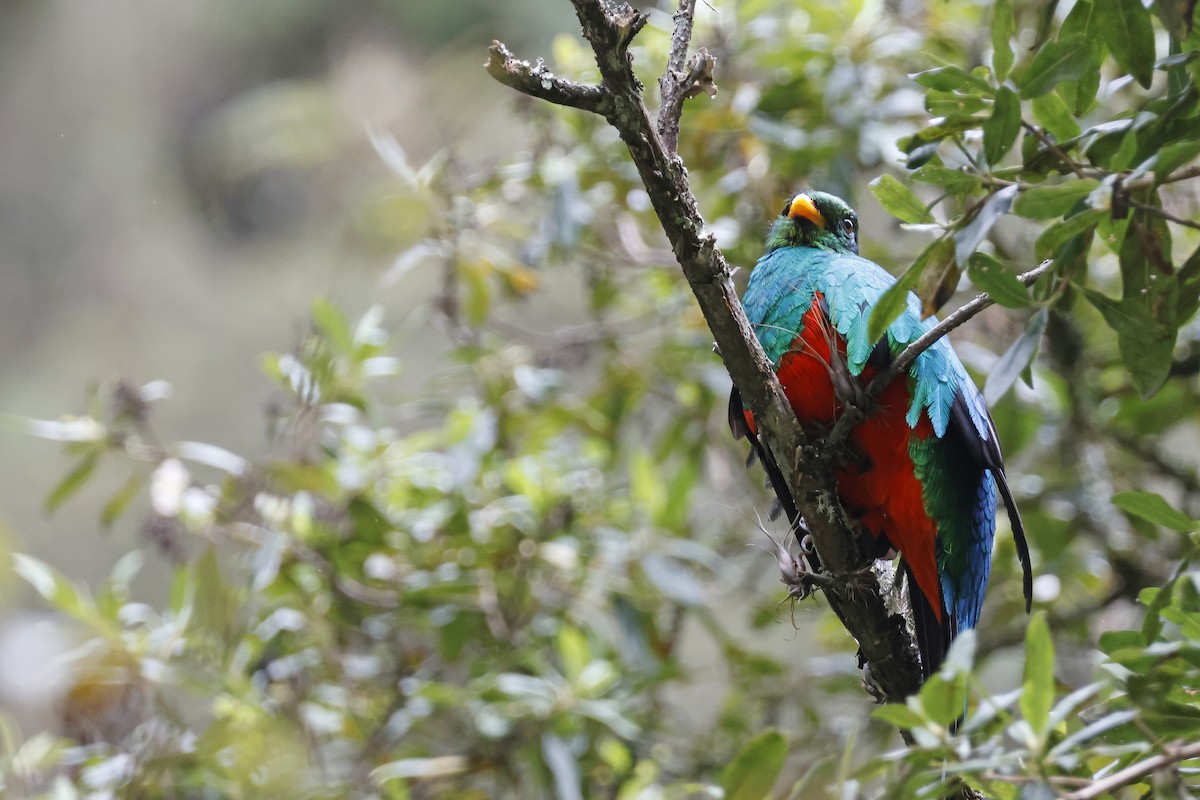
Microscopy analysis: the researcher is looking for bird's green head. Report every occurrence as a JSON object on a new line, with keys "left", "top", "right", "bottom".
{"left": 764, "top": 191, "right": 859, "bottom": 255}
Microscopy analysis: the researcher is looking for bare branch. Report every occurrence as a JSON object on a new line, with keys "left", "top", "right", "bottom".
{"left": 657, "top": 0, "right": 717, "bottom": 153}
{"left": 663, "top": 0, "right": 696, "bottom": 84}
{"left": 878, "top": 260, "right": 1053, "bottom": 393}
{"left": 1127, "top": 196, "right": 1200, "bottom": 231}
{"left": 485, "top": 41, "right": 613, "bottom": 116}
{"left": 829, "top": 260, "right": 1053, "bottom": 447}
{"left": 1060, "top": 740, "right": 1200, "bottom": 800}
{"left": 1023, "top": 121, "right": 1089, "bottom": 181}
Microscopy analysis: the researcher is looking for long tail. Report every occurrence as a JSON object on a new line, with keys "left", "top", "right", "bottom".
{"left": 993, "top": 468, "right": 1033, "bottom": 613}
{"left": 728, "top": 387, "right": 800, "bottom": 528}
{"left": 904, "top": 562, "right": 949, "bottom": 680}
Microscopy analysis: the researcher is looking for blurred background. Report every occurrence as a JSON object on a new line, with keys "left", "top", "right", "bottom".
{"left": 0, "top": 0, "right": 573, "bottom": 572}
{"left": 0, "top": 0, "right": 1195, "bottom": 796}
{"left": 0, "top": 0, "right": 583, "bottom": 740}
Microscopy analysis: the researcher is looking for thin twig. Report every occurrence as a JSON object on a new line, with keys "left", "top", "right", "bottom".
{"left": 657, "top": 0, "right": 716, "bottom": 153}
{"left": 485, "top": 41, "right": 613, "bottom": 116}
{"left": 1023, "top": 121, "right": 1089, "bottom": 181}
{"left": 880, "top": 260, "right": 1053, "bottom": 390}
{"left": 828, "top": 260, "right": 1053, "bottom": 447}
{"left": 1127, "top": 197, "right": 1200, "bottom": 231}
{"left": 1060, "top": 740, "right": 1200, "bottom": 800}
{"left": 657, "top": 0, "right": 698, "bottom": 152}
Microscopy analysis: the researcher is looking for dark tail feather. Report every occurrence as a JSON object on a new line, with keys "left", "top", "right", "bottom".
{"left": 993, "top": 469, "right": 1033, "bottom": 613}
{"left": 728, "top": 387, "right": 802, "bottom": 533}
{"left": 904, "top": 562, "right": 949, "bottom": 680}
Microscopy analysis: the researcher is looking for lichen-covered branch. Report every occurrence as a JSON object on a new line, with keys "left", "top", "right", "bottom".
{"left": 657, "top": 0, "right": 716, "bottom": 153}
{"left": 485, "top": 41, "right": 614, "bottom": 116}
{"left": 487, "top": 0, "right": 925, "bottom": 702}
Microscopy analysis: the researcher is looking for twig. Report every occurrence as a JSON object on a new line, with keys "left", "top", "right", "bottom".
{"left": 657, "top": 0, "right": 717, "bottom": 153}
{"left": 488, "top": 0, "right": 925, "bottom": 701}
{"left": 1060, "top": 740, "right": 1200, "bottom": 800}
{"left": 658, "top": 0, "right": 697, "bottom": 153}
{"left": 828, "top": 260, "right": 1053, "bottom": 447}
{"left": 1127, "top": 197, "right": 1200, "bottom": 231}
{"left": 880, "top": 260, "right": 1052, "bottom": 391}
{"left": 981, "top": 772, "right": 1091, "bottom": 788}
{"left": 1158, "top": 163, "right": 1200, "bottom": 186}
{"left": 1023, "top": 121, "right": 1089, "bottom": 181}
{"left": 485, "top": 41, "right": 613, "bottom": 116}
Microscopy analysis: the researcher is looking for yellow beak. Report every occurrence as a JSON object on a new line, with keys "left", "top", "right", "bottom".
{"left": 787, "top": 193, "right": 826, "bottom": 229}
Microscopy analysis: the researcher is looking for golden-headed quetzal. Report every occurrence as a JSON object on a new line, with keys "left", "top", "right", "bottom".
{"left": 729, "top": 190, "right": 1033, "bottom": 679}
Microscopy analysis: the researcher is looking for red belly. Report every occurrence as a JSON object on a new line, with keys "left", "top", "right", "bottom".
{"left": 747, "top": 297, "right": 943, "bottom": 619}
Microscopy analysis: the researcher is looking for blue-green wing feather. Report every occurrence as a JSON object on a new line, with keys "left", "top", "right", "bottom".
{"left": 744, "top": 245, "right": 1018, "bottom": 644}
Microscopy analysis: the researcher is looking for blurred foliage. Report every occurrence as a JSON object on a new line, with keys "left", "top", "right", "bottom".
{"left": 4, "top": 0, "right": 1200, "bottom": 798}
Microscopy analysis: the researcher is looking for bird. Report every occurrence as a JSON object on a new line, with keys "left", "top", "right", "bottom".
{"left": 728, "top": 190, "right": 1032, "bottom": 680}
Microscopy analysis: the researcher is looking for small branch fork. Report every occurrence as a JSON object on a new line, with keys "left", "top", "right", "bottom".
{"left": 657, "top": 0, "right": 716, "bottom": 153}
{"left": 828, "top": 260, "right": 1054, "bottom": 447}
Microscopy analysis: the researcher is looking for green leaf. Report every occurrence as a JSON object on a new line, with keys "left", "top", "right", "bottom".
{"left": 1021, "top": 612, "right": 1055, "bottom": 736}
{"left": 1012, "top": 180, "right": 1098, "bottom": 220}
{"left": 629, "top": 449, "right": 666, "bottom": 522}
{"left": 984, "top": 309, "right": 1048, "bottom": 404}
{"left": 1110, "top": 128, "right": 1139, "bottom": 171}
{"left": 1112, "top": 491, "right": 1197, "bottom": 532}
{"left": 1154, "top": 140, "right": 1200, "bottom": 183}
{"left": 1099, "top": 629, "right": 1147, "bottom": 654}
{"left": 871, "top": 703, "right": 927, "bottom": 729}
{"left": 919, "top": 672, "right": 967, "bottom": 727}
{"left": 12, "top": 554, "right": 96, "bottom": 623}
{"left": 558, "top": 625, "right": 590, "bottom": 682}
{"left": 1096, "top": 0, "right": 1156, "bottom": 88}
{"left": 1018, "top": 35, "right": 1095, "bottom": 99}
{"left": 984, "top": 87, "right": 1022, "bottom": 165}
{"left": 925, "top": 90, "right": 988, "bottom": 117}
{"left": 43, "top": 451, "right": 100, "bottom": 515}
{"left": 867, "top": 239, "right": 948, "bottom": 343}
{"left": 1153, "top": 0, "right": 1199, "bottom": 40}
{"left": 992, "top": 0, "right": 1016, "bottom": 82}
{"left": 917, "top": 243, "right": 962, "bottom": 317}
{"left": 1031, "top": 92, "right": 1081, "bottom": 141}
{"left": 1084, "top": 288, "right": 1177, "bottom": 398}
{"left": 100, "top": 471, "right": 146, "bottom": 529}
{"left": 190, "top": 546, "right": 234, "bottom": 643}
{"left": 912, "top": 66, "right": 993, "bottom": 94}
{"left": 869, "top": 175, "right": 933, "bottom": 224}
{"left": 1032, "top": 0, "right": 1062, "bottom": 50}
{"left": 967, "top": 253, "right": 1031, "bottom": 308}
{"left": 910, "top": 164, "right": 982, "bottom": 195}
{"left": 311, "top": 297, "right": 353, "bottom": 354}
{"left": 721, "top": 729, "right": 788, "bottom": 800}
{"left": 955, "top": 184, "right": 1018, "bottom": 266}
{"left": 1035, "top": 209, "right": 1105, "bottom": 259}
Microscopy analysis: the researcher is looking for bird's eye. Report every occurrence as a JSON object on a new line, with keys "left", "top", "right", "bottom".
{"left": 841, "top": 218, "right": 856, "bottom": 236}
